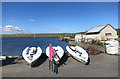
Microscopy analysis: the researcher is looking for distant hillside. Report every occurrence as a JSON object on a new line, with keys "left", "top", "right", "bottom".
{"left": 2, "top": 33, "right": 76, "bottom": 37}
{"left": 76, "top": 32, "right": 86, "bottom": 34}
{"left": 2, "top": 29, "right": 119, "bottom": 37}
{"left": 2, "top": 32, "right": 88, "bottom": 37}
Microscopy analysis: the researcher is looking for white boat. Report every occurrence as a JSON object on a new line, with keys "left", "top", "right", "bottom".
{"left": 22, "top": 47, "right": 42, "bottom": 66}
{"left": 0, "top": 55, "right": 7, "bottom": 60}
{"left": 66, "top": 45, "right": 89, "bottom": 65}
{"left": 46, "top": 46, "right": 64, "bottom": 62}
{"left": 105, "top": 39, "right": 120, "bottom": 55}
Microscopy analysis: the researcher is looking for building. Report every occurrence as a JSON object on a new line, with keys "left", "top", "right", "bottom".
{"left": 75, "top": 34, "right": 85, "bottom": 42}
{"left": 75, "top": 24, "right": 118, "bottom": 42}
{"left": 86, "top": 24, "right": 118, "bottom": 41}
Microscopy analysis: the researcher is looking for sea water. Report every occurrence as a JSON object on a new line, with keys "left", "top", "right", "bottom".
{"left": 2, "top": 37, "right": 69, "bottom": 56}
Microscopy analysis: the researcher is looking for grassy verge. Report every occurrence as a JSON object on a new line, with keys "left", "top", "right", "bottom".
{"left": 2, "top": 33, "right": 76, "bottom": 37}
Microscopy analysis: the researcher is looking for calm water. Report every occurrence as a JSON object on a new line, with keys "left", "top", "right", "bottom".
{"left": 2, "top": 37, "right": 69, "bottom": 56}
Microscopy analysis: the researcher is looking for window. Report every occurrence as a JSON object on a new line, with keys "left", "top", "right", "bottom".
{"left": 105, "top": 33, "right": 111, "bottom": 36}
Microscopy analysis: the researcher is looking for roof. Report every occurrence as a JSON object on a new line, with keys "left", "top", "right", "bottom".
{"left": 86, "top": 24, "right": 110, "bottom": 33}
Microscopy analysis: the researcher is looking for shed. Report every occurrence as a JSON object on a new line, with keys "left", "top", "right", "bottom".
{"left": 75, "top": 34, "right": 86, "bottom": 42}
{"left": 85, "top": 24, "right": 118, "bottom": 41}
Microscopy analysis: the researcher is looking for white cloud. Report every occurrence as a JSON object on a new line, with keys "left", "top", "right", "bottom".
{"left": 29, "top": 19, "right": 35, "bottom": 22}
{"left": 1, "top": 25, "right": 27, "bottom": 34}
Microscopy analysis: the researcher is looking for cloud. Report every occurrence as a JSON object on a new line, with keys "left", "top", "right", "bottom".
{"left": 1, "top": 25, "right": 27, "bottom": 34}
{"left": 29, "top": 19, "right": 35, "bottom": 22}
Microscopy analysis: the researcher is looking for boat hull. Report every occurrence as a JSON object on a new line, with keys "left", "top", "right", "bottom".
{"left": 46, "top": 46, "right": 64, "bottom": 62}
{"left": 66, "top": 46, "right": 89, "bottom": 64}
{"left": 22, "top": 47, "right": 42, "bottom": 66}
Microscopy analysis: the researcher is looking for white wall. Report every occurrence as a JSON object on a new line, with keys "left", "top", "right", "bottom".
{"left": 100, "top": 25, "right": 117, "bottom": 36}
{"left": 75, "top": 34, "right": 100, "bottom": 42}
{"left": 75, "top": 34, "right": 85, "bottom": 42}
{"left": 86, "top": 34, "right": 100, "bottom": 40}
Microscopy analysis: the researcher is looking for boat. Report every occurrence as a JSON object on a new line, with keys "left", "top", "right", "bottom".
{"left": 46, "top": 43, "right": 64, "bottom": 73}
{"left": 0, "top": 55, "right": 7, "bottom": 60}
{"left": 46, "top": 44, "right": 64, "bottom": 62}
{"left": 105, "top": 39, "right": 120, "bottom": 55}
{"left": 66, "top": 45, "right": 89, "bottom": 65}
{"left": 22, "top": 46, "right": 42, "bottom": 66}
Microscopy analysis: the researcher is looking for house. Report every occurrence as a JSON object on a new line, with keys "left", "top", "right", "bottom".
{"left": 75, "top": 34, "right": 85, "bottom": 42}
{"left": 75, "top": 24, "right": 118, "bottom": 42}
{"left": 85, "top": 24, "right": 118, "bottom": 41}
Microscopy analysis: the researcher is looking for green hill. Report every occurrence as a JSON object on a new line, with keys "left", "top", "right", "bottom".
{"left": 2, "top": 29, "right": 119, "bottom": 37}
{"left": 2, "top": 33, "right": 76, "bottom": 37}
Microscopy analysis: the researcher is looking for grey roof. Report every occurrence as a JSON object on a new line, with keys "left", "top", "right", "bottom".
{"left": 86, "top": 25, "right": 107, "bottom": 33}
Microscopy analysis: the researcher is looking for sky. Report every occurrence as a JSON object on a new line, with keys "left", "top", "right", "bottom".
{"left": 1, "top": 2, "right": 118, "bottom": 34}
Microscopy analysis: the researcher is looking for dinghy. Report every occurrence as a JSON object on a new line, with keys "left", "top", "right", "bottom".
{"left": 0, "top": 55, "right": 7, "bottom": 60}
{"left": 46, "top": 43, "right": 64, "bottom": 74}
{"left": 22, "top": 46, "right": 42, "bottom": 66}
{"left": 46, "top": 44, "right": 64, "bottom": 62}
{"left": 66, "top": 45, "right": 89, "bottom": 65}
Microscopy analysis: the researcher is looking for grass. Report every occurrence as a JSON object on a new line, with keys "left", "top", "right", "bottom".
{"left": 82, "top": 40, "right": 104, "bottom": 46}
{"left": 2, "top": 33, "right": 76, "bottom": 37}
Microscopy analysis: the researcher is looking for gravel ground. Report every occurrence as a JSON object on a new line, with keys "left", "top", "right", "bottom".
{"left": 1, "top": 53, "right": 118, "bottom": 77}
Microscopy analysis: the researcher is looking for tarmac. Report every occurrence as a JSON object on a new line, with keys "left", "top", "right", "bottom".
{"left": 1, "top": 53, "right": 118, "bottom": 77}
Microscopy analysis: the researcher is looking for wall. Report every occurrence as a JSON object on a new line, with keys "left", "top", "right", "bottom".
{"left": 75, "top": 34, "right": 85, "bottom": 42}
{"left": 85, "top": 34, "right": 100, "bottom": 40}
{"left": 100, "top": 25, "right": 117, "bottom": 36}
